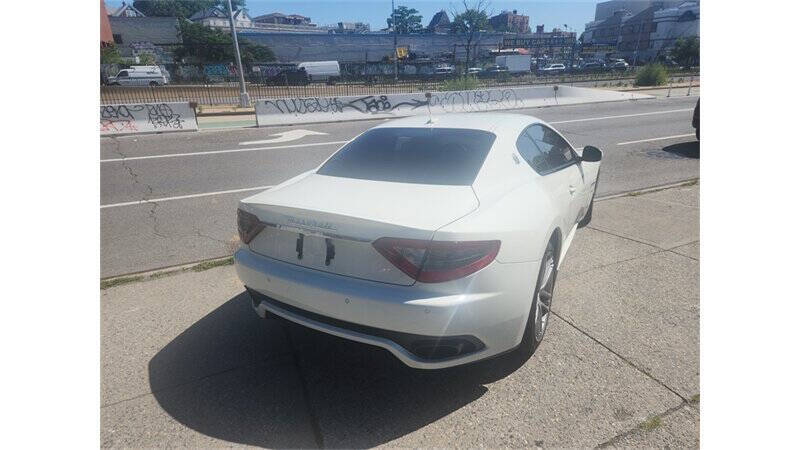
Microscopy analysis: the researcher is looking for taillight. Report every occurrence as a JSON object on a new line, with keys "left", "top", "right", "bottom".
{"left": 372, "top": 238, "right": 500, "bottom": 283}
{"left": 237, "top": 208, "right": 265, "bottom": 244}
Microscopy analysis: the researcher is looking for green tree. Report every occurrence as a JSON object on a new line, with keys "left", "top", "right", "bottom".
{"left": 100, "top": 45, "right": 122, "bottom": 64}
{"left": 387, "top": 6, "right": 423, "bottom": 34}
{"left": 174, "top": 19, "right": 274, "bottom": 63}
{"left": 670, "top": 36, "right": 699, "bottom": 69}
{"left": 450, "top": 0, "right": 490, "bottom": 74}
{"left": 132, "top": 0, "right": 246, "bottom": 18}
{"left": 137, "top": 52, "right": 156, "bottom": 65}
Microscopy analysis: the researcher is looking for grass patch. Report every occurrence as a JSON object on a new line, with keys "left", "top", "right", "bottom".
{"left": 639, "top": 416, "right": 662, "bottom": 431}
{"left": 440, "top": 76, "right": 481, "bottom": 91}
{"left": 101, "top": 275, "right": 144, "bottom": 290}
{"left": 690, "top": 394, "right": 700, "bottom": 404}
{"left": 191, "top": 256, "right": 234, "bottom": 272}
{"left": 100, "top": 256, "right": 234, "bottom": 290}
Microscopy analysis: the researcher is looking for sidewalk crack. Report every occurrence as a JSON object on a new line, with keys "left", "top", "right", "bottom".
{"left": 586, "top": 226, "right": 663, "bottom": 250}
{"left": 596, "top": 402, "right": 695, "bottom": 448}
{"left": 553, "top": 313, "right": 688, "bottom": 403}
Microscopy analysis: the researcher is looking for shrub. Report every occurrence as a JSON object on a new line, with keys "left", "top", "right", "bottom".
{"left": 635, "top": 63, "right": 668, "bottom": 86}
{"left": 100, "top": 44, "right": 122, "bottom": 64}
{"left": 441, "top": 76, "right": 481, "bottom": 91}
{"left": 137, "top": 52, "right": 156, "bottom": 65}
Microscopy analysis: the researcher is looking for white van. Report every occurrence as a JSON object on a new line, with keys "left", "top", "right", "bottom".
{"left": 107, "top": 66, "right": 169, "bottom": 86}
{"left": 297, "top": 61, "right": 340, "bottom": 84}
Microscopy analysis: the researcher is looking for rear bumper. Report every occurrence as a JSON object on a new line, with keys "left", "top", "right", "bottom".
{"left": 234, "top": 247, "right": 537, "bottom": 369}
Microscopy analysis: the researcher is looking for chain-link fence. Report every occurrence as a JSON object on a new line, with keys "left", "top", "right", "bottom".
{"left": 100, "top": 41, "right": 698, "bottom": 106}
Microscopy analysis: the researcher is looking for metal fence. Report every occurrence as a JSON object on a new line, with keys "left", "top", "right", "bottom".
{"left": 100, "top": 67, "right": 699, "bottom": 106}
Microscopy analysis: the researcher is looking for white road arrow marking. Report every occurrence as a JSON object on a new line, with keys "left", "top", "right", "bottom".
{"left": 239, "top": 129, "right": 328, "bottom": 146}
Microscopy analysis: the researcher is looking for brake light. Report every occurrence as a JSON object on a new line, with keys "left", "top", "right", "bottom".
{"left": 237, "top": 208, "right": 265, "bottom": 244}
{"left": 372, "top": 238, "right": 500, "bottom": 283}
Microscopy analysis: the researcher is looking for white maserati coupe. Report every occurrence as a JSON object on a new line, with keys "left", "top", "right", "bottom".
{"left": 235, "top": 113, "right": 602, "bottom": 369}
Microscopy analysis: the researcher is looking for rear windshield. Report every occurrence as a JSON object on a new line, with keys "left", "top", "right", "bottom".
{"left": 317, "top": 127, "right": 496, "bottom": 185}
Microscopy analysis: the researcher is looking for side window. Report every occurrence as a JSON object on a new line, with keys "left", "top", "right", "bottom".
{"left": 526, "top": 124, "right": 576, "bottom": 173}
{"left": 515, "top": 128, "right": 548, "bottom": 174}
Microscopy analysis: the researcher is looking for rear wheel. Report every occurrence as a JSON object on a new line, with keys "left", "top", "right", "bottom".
{"left": 519, "top": 238, "right": 558, "bottom": 356}
{"left": 149, "top": 81, "right": 158, "bottom": 86}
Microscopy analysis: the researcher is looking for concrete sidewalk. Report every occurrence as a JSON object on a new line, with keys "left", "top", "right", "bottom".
{"left": 101, "top": 183, "right": 699, "bottom": 448}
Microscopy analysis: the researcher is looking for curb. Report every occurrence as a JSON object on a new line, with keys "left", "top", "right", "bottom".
{"left": 100, "top": 256, "right": 233, "bottom": 290}
{"left": 596, "top": 178, "right": 698, "bottom": 202}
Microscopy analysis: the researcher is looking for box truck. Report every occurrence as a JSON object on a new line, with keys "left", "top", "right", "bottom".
{"left": 494, "top": 55, "right": 531, "bottom": 74}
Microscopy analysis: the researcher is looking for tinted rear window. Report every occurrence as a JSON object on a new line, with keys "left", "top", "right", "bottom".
{"left": 317, "top": 127, "right": 496, "bottom": 185}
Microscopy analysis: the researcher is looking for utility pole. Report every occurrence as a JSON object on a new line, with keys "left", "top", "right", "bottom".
{"left": 392, "top": 0, "right": 398, "bottom": 81}
{"left": 226, "top": 0, "right": 250, "bottom": 107}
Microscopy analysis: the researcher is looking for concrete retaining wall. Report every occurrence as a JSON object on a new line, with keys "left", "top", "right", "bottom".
{"left": 255, "top": 85, "right": 652, "bottom": 127}
{"left": 100, "top": 102, "right": 198, "bottom": 136}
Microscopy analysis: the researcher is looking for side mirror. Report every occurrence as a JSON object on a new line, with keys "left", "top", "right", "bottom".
{"left": 581, "top": 145, "right": 603, "bottom": 162}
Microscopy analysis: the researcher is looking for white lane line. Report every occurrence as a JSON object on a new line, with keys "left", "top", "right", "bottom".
{"left": 101, "top": 140, "right": 348, "bottom": 163}
{"left": 617, "top": 133, "right": 695, "bottom": 145}
{"left": 550, "top": 108, "right": 693, "bottom": 124}
{"left": 100, "top": 185, "right": 273, "bottom": 209}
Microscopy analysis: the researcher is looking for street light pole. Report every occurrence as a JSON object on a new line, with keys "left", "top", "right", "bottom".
{"left": 226, "top": 0, "right": 250, "bottom": 107}
{"left": 392, "top": 0, "right": 398, "bottom": 81}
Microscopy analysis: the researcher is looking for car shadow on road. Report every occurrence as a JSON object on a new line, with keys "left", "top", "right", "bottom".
{"left": 148, "top": 292, "right": 530, "bottom": 448}
{"left": 662, "top": 140, "right": 699, "bottom": 159}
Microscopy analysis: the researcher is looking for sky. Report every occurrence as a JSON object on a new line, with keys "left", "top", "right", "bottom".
{"left": 253, "top": 1, "right": 599, "bottom": 31}
{"left": 107, "top": 1, "right": 601, "bottom": 33}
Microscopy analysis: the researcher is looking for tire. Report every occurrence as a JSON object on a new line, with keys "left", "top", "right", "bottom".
{"left": 149, "top": 81, "right": 158, "bottom": 86}
{"left": 519, "top": 237, "right": 559, "bottom": 357}
{"left": 578, "top": 174, "right": 599, "bottom": 228}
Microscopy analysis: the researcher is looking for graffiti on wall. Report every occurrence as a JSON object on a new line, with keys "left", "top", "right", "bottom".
{"left": 100, "top": 103, "right": 186, "bottom": 133}
{"left": 261, "top": 89, "right": 521, "bottom": 118}
{"left": 203, "top": 63, "right": 236, "bottom": 79}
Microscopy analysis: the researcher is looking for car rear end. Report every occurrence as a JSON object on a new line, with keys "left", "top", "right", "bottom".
{"left": 234, "top": 121, "right": 533, "bottom": 368}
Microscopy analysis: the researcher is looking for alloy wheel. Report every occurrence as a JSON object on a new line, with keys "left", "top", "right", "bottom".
{"left": 534, "top": 250, "right": 555, "bottom": 342}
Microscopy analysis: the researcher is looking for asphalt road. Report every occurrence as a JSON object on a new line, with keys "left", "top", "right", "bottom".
{"left": 101, "top": 95, "right": 699, "bottom": 277}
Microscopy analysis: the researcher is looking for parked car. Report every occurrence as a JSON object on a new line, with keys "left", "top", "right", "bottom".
{"left": 481, "top": 65, "right": 509, "bottom": 77}
{"left": 537, "top": 63, "right": 566, "bottom": 76}
{"left": 298, "top": 60, "right": 340, "bottom": 84}
{"left": 264, "top": 67, "right": 309, "bottom": 86}
{"left": 579, "top": 61, "right": 606, "bottom": 72}
{"left": 608, "top": 60, "right": 630, "bottom": 71}
{"left": 433, "top": 65, "right": 455, "bottom": 75}
{"left": 693, "top": 99, "right": 699, "bottom": 140}
{"left": 234, "top": 113, "right": 603, "bottom": 368}
{"left": 107, "top": 66, "right": 168, "bottom": 86}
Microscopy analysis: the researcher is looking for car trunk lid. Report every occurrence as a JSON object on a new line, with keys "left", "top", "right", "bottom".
{"left": 241, "top": 173, "right": 479, "bottom": 285}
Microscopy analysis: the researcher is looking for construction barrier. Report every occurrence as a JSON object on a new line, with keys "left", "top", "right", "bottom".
{"left": 100, "top": 102, "right": 198, "bottom": 136}
{"left": 254, "top": 85, "right": 652, "bottom": 126}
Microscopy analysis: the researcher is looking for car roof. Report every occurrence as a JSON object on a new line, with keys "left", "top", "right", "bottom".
{"left": 374, "top": 112, "right": 541, "bottom": 134}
